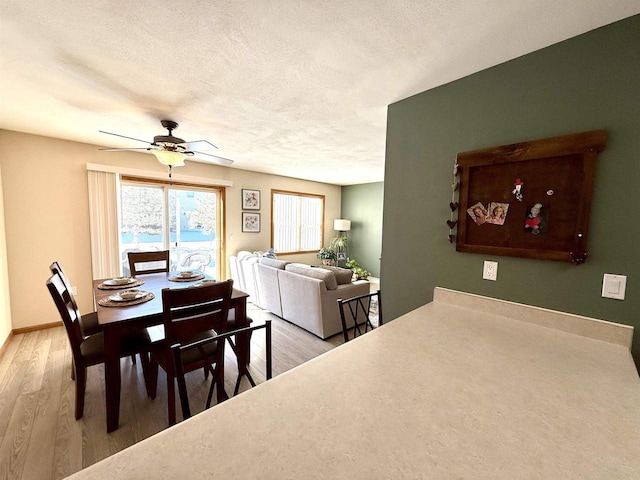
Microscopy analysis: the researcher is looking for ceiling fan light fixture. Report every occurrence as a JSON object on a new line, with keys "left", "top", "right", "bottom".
{"left": 99, "top": 120, "right": 230, "bottom": 173}
{"left": 151, "top": 149, "right": 187, "bottom": 167}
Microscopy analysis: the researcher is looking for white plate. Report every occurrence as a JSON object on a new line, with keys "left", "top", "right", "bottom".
{"left": 104, "top": 278, "right": 134, "bottom": 286}
{"left": 109, "top": 290, "right": 145, "bottom": 302}
{"left": 193, "top": 280, "right": 217, "bottom": 287}
{"left": 178, "top": 273, "right": 200, "bottom": 279}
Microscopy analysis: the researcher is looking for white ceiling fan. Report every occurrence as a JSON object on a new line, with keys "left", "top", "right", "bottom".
{"left": 99, "top": 120, "right": 234, "bottom": 176}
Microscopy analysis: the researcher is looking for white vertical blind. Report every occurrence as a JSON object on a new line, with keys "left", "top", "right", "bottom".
{"left": 87, "top": 170, "right": 121, "bottom": 279}
{"left": 300, "top": 196, "right": 321, "bottom": 250}
{"left": 272, "top": 192, "right": 322, "bottom": 253}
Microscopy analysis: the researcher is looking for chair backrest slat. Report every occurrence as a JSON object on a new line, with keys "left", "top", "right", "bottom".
{"left": 46, "top": 272, "right": 84, "bottom": 357}
{"left": 128, "top": 250, "right": 170, "bottom": 277}
{"left": 162, "top": 279, "right": 233, "bottom": 349}
{"left": 49, "top": 262, "right": 84, "bottom": 330}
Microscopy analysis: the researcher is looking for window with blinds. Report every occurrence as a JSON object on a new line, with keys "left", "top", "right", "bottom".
{"left": 271, "top": 190, "right": 324, "bottom": 254}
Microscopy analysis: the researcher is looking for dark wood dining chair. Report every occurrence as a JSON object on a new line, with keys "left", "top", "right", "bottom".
{"left": 49, "top": 261, "right": 139, "bottom": 365}
{"left": 337, "top": 290, "right": 383, "bottom": 343}
{"left": 146, "top": 279, "right": 234, "bottom": 426}
{"left": 49, "top": 261, "right": 101, "bottom": 336}
{"left": 127, "top": 250, "right": 170, "bottom": 277}
{"left": 171, "top": 320, "right": 273, "bottom": 421}
{"left": 46, "top": 272, "right": 155, "bottom": 420}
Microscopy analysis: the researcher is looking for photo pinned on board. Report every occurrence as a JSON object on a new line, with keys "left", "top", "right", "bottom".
{"left": 488, "top": 202, "right": 509, "bottom": 225}
{"left": 467, "top": 202, "right": 488, "bottom": 225}
{"left": 524, "top": 202, "right": 548, "bottom": 234}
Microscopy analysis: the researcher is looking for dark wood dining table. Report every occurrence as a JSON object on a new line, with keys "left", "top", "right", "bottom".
{"left": 93, "top": 272, "right": 250, "bottom": 432}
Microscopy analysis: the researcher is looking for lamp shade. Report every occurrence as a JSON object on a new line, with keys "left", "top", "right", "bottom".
{"left": 334, "top": 219, "right": 351, "bottom": 231}
{"left": 151, "top": 149, "right": 187, "bottom": 167}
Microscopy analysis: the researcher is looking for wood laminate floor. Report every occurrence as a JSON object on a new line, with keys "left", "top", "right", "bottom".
{"left": 0, "top": 305, "right": 344, "bottom": 480}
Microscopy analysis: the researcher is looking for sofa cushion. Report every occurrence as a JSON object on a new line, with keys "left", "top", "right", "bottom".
{"left": 320, "top": 266, "right": 354, "bottom": 285}
{"left": 260, "top": 257, "right": 290, "bottom": 270}
{"left": 285, "top": 264, "right": 338, "bottom": 290}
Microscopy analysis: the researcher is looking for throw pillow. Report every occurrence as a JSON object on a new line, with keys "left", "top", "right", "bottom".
{"left": 320, "top": 266, "right": 354, "bottom": 284}
{"left": 263, "top": 248, "right": 277, "bottom": 259}
{"left": 285, "top": 264, "right": 338, "bottom": 290}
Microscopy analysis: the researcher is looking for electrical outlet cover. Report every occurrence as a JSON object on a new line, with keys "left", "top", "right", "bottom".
{"left": 483, "top": 261, "right": 498, "bottom": 281}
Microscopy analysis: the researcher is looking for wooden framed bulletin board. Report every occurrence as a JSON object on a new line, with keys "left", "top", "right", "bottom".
{"left": 455, "top": 130, "right": 607, "bottom": 264}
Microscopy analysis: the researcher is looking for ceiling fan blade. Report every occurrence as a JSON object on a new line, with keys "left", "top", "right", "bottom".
{"left": 98, "top": 147, "right": 152, "bottom": 151}
{"left": 190, "top": 151, "right": 234, "bottom": 166}
{"left": 182, "top": 140, "right": 218, "bottom": 151}
{"left": 99, "top": 130, "right": 151, "bottom": 145}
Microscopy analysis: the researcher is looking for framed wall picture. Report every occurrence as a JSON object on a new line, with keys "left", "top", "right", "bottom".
{"left": 242, "top": 189, "right": 260, "bottom": 210}
{"left": 242, "top": 212, "right": 260, "bottom": 233}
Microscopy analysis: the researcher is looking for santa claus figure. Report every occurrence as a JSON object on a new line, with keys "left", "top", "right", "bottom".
{"left": 512, "top": 178, "right": 524, "bottom": 201}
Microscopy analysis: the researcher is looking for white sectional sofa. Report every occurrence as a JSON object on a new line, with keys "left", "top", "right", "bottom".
{"left": 231, "top": 255, "right": 369, "bottom": 339}
{"left": 228, "top": 251, "right": 260, "bottom": 304}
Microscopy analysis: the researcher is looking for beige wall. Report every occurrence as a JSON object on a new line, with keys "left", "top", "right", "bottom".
{"left": 0, "top": 162, "right": 12, "bottom": 346}
{"left": 0, "top": 130, "right": 341, "bottom": 330}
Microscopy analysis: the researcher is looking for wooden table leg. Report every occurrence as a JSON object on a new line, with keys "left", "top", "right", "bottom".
{"left": 235, "top": 299, "right": 250, "bottom": 374}
{"left": 216, "top": 358, "right": 229, "bottom": 403}
{"left": 231, "top": 298, "right": 255, "bottom": 395}
{"left": 103, "top": 325, "right": 122, "bottom": 433}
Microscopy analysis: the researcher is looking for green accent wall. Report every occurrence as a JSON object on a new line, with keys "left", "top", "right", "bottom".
{"left": 341, "top": 182, "right": 384, "bottom": 277}
{"left": 383, "top": 15, "right": 640, "bottom": 366}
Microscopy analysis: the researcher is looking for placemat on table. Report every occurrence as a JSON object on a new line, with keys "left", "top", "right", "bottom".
{"left": 98, "top": 292, "right": 155, "bottom": 307}
{"left": 168, "top": 274, "right": 205, "bottom": 282}
{"left": 97, "top": 279, "right": 145, "bottom": 290}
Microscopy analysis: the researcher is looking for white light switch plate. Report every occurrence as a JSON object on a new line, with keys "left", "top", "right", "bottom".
{"left": 483, "top": 261, "right": 498, "bottom": 281}
{"left": 602, "top": 274, "right": 626, "bottom": 300}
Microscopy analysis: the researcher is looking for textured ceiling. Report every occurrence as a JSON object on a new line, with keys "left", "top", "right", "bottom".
{"left": 1, "top": 1, "right": 638, "bottom": 185}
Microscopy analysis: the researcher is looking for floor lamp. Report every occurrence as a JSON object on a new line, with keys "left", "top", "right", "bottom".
{"left": 333, "top": 219, "right": 351, "bottom": 267}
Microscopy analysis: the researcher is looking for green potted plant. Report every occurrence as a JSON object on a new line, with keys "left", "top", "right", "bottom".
{"left": 317, "top": 247, "right": 337, "bottom": 266}
{"left": 329, "top": 234, "right": 349, "bottom": 266}
{"left": 346, "top": 259, "right": 370, "bottom": 280}
{"left": 329, "top": 234, "right": 348, "bottom": 252}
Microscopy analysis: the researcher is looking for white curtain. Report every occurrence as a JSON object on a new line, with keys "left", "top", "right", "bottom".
{"left": 87, "top": 170, "right": 120, "bottom": 279}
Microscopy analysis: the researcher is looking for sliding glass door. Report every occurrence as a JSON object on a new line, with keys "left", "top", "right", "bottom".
{"left": 119, "top": 180, "right": 223, "bottom": 278}
{"left": 167, "top": 188, "right": 219, "bottom": 276}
